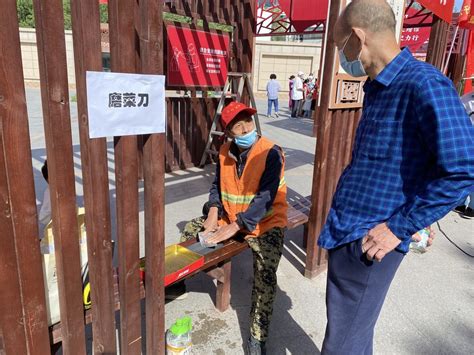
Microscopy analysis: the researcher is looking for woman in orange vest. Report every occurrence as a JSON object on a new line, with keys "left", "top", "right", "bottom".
{"left": 180, "top": 101, "right": 288, "bottom": 354}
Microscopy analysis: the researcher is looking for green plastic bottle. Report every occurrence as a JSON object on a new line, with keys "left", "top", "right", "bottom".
{"left": 166, "top": 316, "right": 192, "bottom": 354}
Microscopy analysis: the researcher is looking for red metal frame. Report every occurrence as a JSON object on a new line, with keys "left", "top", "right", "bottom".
{"left": 403, "top": 0, "right": 433, "bottom": 28}
{"left": 402, "top": 2, "right": 468, "bottom": 60}
{"left": 445, "top": 14, "right": 470, "bottom": 55}
{"left": 256, "top": 0, "right": 325, "bottom": 36}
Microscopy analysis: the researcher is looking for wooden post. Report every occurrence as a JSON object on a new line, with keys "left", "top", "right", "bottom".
{"left": 243, "top": 0, "right": 256, "bottom": 73}
{"left": 31, "top": 0, "right": 87, "bottom": 352}
{"left": 234, "top": 0, "right": 256, "bottom": 105}
{"left": 312, "top": 28, "right": 327, "bottom": 137}
{"left": 108, "top": 0, "right": 142, "bottom": 353}
{"left": 69, "top": 0, "right": 117, "bottom": 353}
{"left": 305, "top": 0, "right": 344, "bottom": 279}
{"left": 0, "top": 2, "right": 50, "bottom": 353}
{"left": 426, "top": 15, "right": 449, "bottom": 70}
{"left": 139, "top": 0, "right": 166, "bottom": 353}
{"left": 216, "top": 262, "right": 232, "bottom": 312}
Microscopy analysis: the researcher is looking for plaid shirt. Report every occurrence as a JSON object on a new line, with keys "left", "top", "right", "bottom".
{"left": 319, "top": 48, "right": 474, "bottom": 253}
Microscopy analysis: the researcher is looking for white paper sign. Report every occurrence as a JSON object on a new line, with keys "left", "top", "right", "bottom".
{"left": 86, "top": 71, "right": 166, "bottom": 138}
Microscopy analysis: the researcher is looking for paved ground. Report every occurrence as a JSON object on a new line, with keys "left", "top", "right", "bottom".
{"left": 27, "top": 89, "right": 473, "bottom": 354}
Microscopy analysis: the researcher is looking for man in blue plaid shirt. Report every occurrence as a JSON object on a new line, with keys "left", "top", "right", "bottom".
{"left": 319, "top": 0, "right": 474, "bottom": 353}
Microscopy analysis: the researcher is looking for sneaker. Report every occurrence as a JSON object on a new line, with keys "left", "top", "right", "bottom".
{"left": 454, "top": 205, "right": 466, "bottom": 214}
{"left": 275, "top": 112, "right": 279, "bottom": 117}
{"left": 460, "top": 207, "right": 474, "bottom": 218}
{"left": 165, "top": 281, "right": 188, "bottom": 300}
{"left": 247, "top": 336, "right": 266, "bottom": 355}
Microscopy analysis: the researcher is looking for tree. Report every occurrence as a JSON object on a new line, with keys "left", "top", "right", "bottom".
{"left": 16, "top": 0, "right": 108, "bottom": 29}
{"left": 17, "top": 0, "right": 35, "bottom": 28}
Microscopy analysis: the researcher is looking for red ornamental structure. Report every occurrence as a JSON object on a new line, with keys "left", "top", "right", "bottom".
{"left": 256, "top": 0, "right": 328, "bottom": 35}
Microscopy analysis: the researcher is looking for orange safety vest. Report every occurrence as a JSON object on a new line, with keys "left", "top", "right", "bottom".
{"left": 218, "top": 136, "right": 288, "bottom": 238}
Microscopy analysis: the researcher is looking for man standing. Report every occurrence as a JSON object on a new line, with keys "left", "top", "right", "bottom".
{"left": 318, "top": 0, "right": 474, "bottom": 354}
{"left": 266, "top": 73, "right": 281, "bottom": 117}
{"left": 291, "top": 71, "right": 304, "bottom": 117}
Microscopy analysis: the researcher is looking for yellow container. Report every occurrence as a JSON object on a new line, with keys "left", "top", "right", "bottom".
{"left": 164, "top": 245, "right": 204, "bottom": 285}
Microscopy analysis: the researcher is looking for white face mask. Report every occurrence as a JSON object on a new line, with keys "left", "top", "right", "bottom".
{"left": 338, "top": 32, "right": 367, "bottom": 77}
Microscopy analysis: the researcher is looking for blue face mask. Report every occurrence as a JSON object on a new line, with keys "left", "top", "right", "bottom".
{"left": 339, "top": 33, "right": 367, "bottom": 77}
{"left": 234, "top": 130, "right": 258, "bottom": 149}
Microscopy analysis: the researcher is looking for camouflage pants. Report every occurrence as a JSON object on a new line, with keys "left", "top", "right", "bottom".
{"left": 180, "top": 216, "right": 206, "bottom": 242}
{"left": 180, "top": 218, "right": 284, "bottom": 342}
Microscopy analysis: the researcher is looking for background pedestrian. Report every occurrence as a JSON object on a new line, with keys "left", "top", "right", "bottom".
{"left": 266, "top": 73, "right": 281, "bottom": 118}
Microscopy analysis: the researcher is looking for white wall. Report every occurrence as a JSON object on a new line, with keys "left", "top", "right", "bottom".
{"left": 20, "top": 28, "right": 76, "bottom": 85}
{"left": 253, "top": 39, "right": 322, "bottom": 97}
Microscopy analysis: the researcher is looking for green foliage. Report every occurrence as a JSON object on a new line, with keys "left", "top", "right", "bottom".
{"left": 62, "top": 0, "right": 72, "bottom": 30}
{"left": 99, "top": 4, "right": 108, "bottom": 24}
{"left": 163, "top": 12, "right": 192, "bottom": 24}
{"left": 164, "top": 12, "right": 233, "bottom": 33}
{"left": 17, "top": 1, "right": 108, "bottom": 29}
{"left": 16, "top": 4, "right": 232, "bottom": 31}
{"left": 204, "top": 21, "right": 233, "bottom": 33}
{"left": 17, "top": 0, "right": 35, "bottom": 28}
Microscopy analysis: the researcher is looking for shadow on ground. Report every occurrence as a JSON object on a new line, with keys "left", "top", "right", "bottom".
{"left": 264, "top": 116, "right": 315, "bottom": 138}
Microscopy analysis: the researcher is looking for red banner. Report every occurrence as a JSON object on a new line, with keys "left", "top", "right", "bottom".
{"left": 166, "top": 26, "right": 230, "bottom": 87}
{"left": 464, "top": 31, "right": 474, "bottom": 93}
{"left": 401, "top": 8, "right": 432, "bottom": 53}
{"left": 417, "top": 0, "right": 454, "bottom": 23}
{"left": 400, "top": 26, "right": 431, "bottom": 53}
{"left": 459, "top": 0, "right": 474, "bottom": 29}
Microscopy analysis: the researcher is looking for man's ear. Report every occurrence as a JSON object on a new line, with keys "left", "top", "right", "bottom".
{"left": 352, "top": 28, "right": 366, "bottom": 47}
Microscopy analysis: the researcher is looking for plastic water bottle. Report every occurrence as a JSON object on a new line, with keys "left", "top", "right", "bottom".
{"left": 166, "top": 316, "right": 192, "bottom": 355}
{"left": 410, "top": 228, "right": 430, "bottom": 253}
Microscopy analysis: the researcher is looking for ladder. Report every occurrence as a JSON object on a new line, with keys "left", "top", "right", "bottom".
{"left": 199, "top": 72, "right": 262, "bottom": 167}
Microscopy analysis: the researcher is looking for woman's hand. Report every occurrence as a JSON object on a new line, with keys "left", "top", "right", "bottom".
{"left": 203, "top": 207, "right": 219, "bottom": 234}
{"left": 206, "top": 222, "right": 240, "bottom": 244}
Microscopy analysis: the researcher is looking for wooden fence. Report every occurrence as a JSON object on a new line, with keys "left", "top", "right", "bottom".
{"left": 0, "top": 0, "right": 254, "bottom": 354}
{"left": 166, "top": 97, "right": 221, "bottom": 171}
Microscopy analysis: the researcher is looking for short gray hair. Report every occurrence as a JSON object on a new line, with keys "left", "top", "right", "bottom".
{"left": 341, "top": 0, "right": 396, "bottom": 34}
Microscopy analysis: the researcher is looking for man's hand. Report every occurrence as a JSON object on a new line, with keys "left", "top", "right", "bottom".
{"left": 411, "top": 226, "right": 435, "bottom": 246}
{"left": 427, "top": 226, "right": 435, "bottom": 247}
{"left": 203, "top": 207, "right": 219, "bottom": 233}
{"left": 362, "top": 223, "right": 401, "bottom": 262}
{"left": 206, "top": 222, "right": 240, "bottom": 244}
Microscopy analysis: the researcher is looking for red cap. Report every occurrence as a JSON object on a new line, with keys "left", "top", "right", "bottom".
{"left": 220, "top": 102, "right": 257, "bottom": 129}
